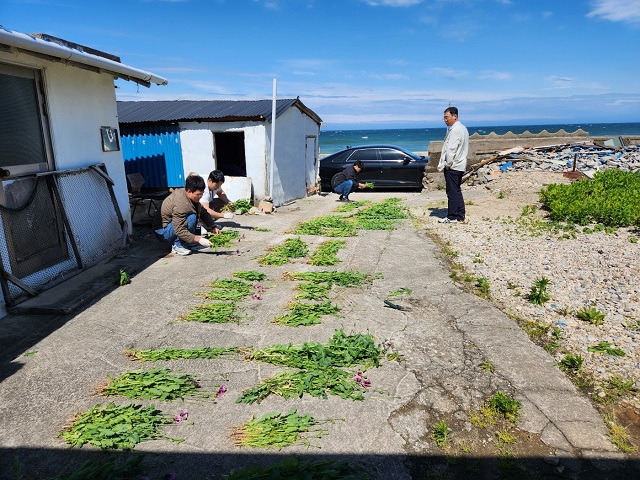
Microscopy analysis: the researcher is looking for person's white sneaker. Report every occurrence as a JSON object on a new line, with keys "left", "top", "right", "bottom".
{"left": 171, "top": 244, "right": 191, "bottom": 256}
{"left": 438, "top": 217, "right": 458, "bottom": 223}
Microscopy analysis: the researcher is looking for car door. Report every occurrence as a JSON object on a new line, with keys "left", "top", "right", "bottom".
{"left": 347, "top": 148, "right": 381, "bottom": 184}
{"left": 378, "top": 148, "right": 418, "bottom": 188}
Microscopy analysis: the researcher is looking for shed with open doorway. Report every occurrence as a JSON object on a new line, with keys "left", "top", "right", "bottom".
{"left": 117, "top": 98, "right": 322, "bottom": 206}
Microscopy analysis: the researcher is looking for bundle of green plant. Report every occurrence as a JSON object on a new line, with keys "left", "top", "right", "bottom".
{"left": 287, "top": 270, "right": 376, "bottom": 287}
{"left": 432, "top": 419, "right": 452, "bottom": 449}
{"left": 292, "top": 215, "right": 356, "bottom": 237}
{"left": 226, "top": 457, "right": 369, "bottom": 480}
{"left": 333, "top": 200, "right": 371, "bottom": 213}
{"left": 236, "top": 367, "right": 366, "bottom": 404}
{"left": 353, "top": 218, "right": 397, "bottom": 231}
{"left": 126, "top": 346, "right": 239, "bottom": 362}
{"left": 249, "top": 330, "right": 382, "bottom": 370}
{"left": 60, "top": 403, "right": 178, "bottom": 450}
{"left": 527, "top": 276, "right": 551, "bottom": 305}
{"left": 587, "top": 341, "right": 626, "bottom": 356}
{"left": 181, "top": 302, "right": 239, "bottom": 323}
{"left": 355, "top": 198, "right": 408, "bottom": 220}
{"left": 259, "top": 237, "right": 309, "bottom": 265}
{"left": 475, "top": 277, "right": 491, "bottom": 299}
{"left": 231, "top": 408, "right": 329, "bottom": 449}
{"left": 273, "top": 300, "right": 340, "bottom": 326}
{"left": 98, "top": 367, "right": 206, "bottom": 401}
{"left": 560, "top": 353, "right": 584, "bottom": 371}
{"left": 49, "top": 455, "right": 146, "bottom": 480}
{"left": 118, "top": 269, "right": 131, "bottom": 286}
{"left": 488, "top": 391, "right": 522, "bottom": 421}
{"left": 364, "top": 182, "right": 375, "bottom": 189}
{"left": 233, "top": 270, "right": 266, "bottom": 282}
{"left": 200, "top": 278, "right": 253, "bottom": 301}
{"left": 388, "top": 288, "right": 412, "bottom": 298}
{"left": 576, "top": 307, "right": 606, "bottom": 325}
{"left": 223, "top": 198, "right": 253, "bottom": 214}
{"left": 309, "top": 240, "right": 346, "bottom": 266}
{"left": 540, "top": 170, "right": 640, "bottom": 227}
{"left": 295, "top": 282, "right": 331, "bottom": 301}
{"left": 206, "top": 229, "right": 240, "bottom": 248}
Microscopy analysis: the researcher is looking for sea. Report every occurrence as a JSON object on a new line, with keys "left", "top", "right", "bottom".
{"left": 319, "top": 122, "right": 640, "bottom": 156}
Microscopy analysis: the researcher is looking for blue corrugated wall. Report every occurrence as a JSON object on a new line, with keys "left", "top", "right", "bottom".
{"left": 120, "top": 124, "right": 184, "bottom": 187}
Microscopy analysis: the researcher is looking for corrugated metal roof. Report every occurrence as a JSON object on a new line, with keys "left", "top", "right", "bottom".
{"left": 117, "top": 98, "right": 322, "bottom": 125}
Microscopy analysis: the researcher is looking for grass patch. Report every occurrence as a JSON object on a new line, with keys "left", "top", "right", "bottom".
{"left": 226, "top": 458, "right": 369, "bottom": 480}
{"left": 201, "top": 278, "right": 252, "bottom": 301}
{"left": 231, "top": 408, "right": 329, "bottom": 449}
{"left": 233, "top": 270, "right": 266, "bottom": 282}
{"left": 259, "top": 237, "right": 309, "bottom": 265}
{"left": 292, "top": 215, "right": 356, "bottom": 237}
{"left": 605, "top": 414, "right": 637, "bottom": 452}
{"left": 295, "top": 282, "right": 331, "bottom": 300}
{"left": 60, "top": 403, "right": 179, "bottom": 450}
{"left": 488, "top": 391, "right": 522, "bottom": 421}
{"left": 125, "top": 346, "right": 238, "bottom": 362}
{"left": 273, "top": 301, "right": 340, "bottom": 326}
{"left": 236, "top": 367, "right": 367, "bottom": 404}
{"left": 309, "top": 239, "right": 346, "bottom": 266}
{"left": 97, "top": 367, "right": 205, "bottom": 401}
{"left": 432, "top": 420, "right": 452, "bottom": 449}
{"left": 576, "top": 306, "right": 606, "bottom": 325}
{"left": 388, "top": 287, "right": 411, "bottom": 298}
{"left": 287, "top": 270, "right": 377, "bottom": 287}
{"left": 333, "top": 200, "right": 371, "bottom": 212}
{"left": 540, "top": 170, "right": 640, "bottom": 227}
{"left": 248, "top": 330, "right": 382, "bottom": 369}
{"left": 527, "top": 276, "right": 551, "bottom": 305}
{"left": 181, "top": 302, "right": 239, "bottom": 323}
{"left": 355, "top": 197, "right": 408, "bottom": 220}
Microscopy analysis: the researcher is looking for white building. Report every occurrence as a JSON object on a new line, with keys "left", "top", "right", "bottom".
{"left": 117, "top": 98, "right": 322, "bottom": 206}
{"left": 0, "top": 28, "right": 166, "bottom": 316}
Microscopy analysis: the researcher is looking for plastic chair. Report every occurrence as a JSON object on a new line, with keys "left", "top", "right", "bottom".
{"left": 127, "top": 173, "right": 168, "bottom": 220}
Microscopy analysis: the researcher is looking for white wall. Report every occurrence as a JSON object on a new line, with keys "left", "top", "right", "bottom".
{"left": 179, "top": 121, "right": 267, "bottom": 200}
{"left": 266, "top": 106, "right": 320, "bottom": 205}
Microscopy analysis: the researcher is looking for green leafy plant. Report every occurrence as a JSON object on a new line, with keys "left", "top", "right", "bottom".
{"left": 223, "top": 198, "right": 253, "bottom": 214}
{"left": 60, "top": 403, "right": 178, "bottom": 450}
{"left": 364, "top": 182, "right": 375, "bottom": 189}
{"left": 475, "top": 277, "right": 491, "bottom": 299}
{"left": 497, "top": 191, "right": 505, "bottom": 199}
{"left": 287, "top": 270, "right": 377, "bottom": 287}
{"left": 253, "top": 227, "right": 271, "bottom": 232}
{"left": 295, "top": 282, "right": 331, "bottom": 301}
{"left": 126, "top": 346, "right": 238, "bottom": 362}
{"left": 522, "top": 320, "right": 551, "bottom": 338}
{"left": 587, "top": 341, "right": 625, "bottom": 356}
{"left": 201, "top": 277, "right": 252, "bottom": 301}
{"left": 355, "top": 197, "right": 408, "bottom": 220}
{"left": 181, "top": 302, "right": 239, "bottom": 323}
{"left": 630, "top": 236, "right": 638, "bottom": 244}
{"left": 226, "top": 458, "right": 369, "bottom": 480}
{"left": 259, "top": 237, "right": 309, "bottom": 265}
{"left": 606, "top": 375, "right": 638, "bottom": 397}
{"left": 293, "top": 215, "right": 356, "bottom": 237}
{"left": 249, "top": 330, "right": 382, "bottom": 370}
{"left": 488, "top": 391, "right": 522, "bottom": 421}
{"left": 118, "top": 269, "right": 131, "bottom": 286}
{"left": 576, "top": 307, "right": 606, "bottom": 325}
{"left": 527, "top": 276, "right": 551, "bottom": 305}
{"left": 432, "top": 420, "right": 452, "bottom": 448}
{"left": 236, "top": 367, "right": 367, "bottom": 404}
{"left": 233, "top": 270, "right": 266, "bottom": 282}
{"left": 560, "top": 353, "right": 584, "bottom": 371}
{"left": 98, "top": 367, "right": 205, "bottom": 401}
{"left": 479, "top": 360, "right": 495, "bottom": 373}
{"left": 540, "top": 170, "right": 640, "bottom": 227}
{"left": 231, "top": 408, "right": 329, "bottom": 449}
{"left": 309, "top": 239, "right": 346, "bottom": 266}
{"left": 273, "top": 301, "right": 340, "bottom": 326}
{"left": 388, "top": 287, "right": 412, "bottom": 297}
{"left": 206, "top": 229, "right": 240, "bottom": 248}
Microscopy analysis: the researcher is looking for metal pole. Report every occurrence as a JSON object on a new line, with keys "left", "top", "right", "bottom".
{"left": 269, "top": 78, "right": 276, "bottom": 199}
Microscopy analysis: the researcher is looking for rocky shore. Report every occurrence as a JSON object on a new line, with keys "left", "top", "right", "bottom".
{"left": 420, "top": 168, "right": 640, "bottom": 413}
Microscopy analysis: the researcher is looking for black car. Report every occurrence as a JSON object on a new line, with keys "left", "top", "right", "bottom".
{"left": 319, "top": 145, "right": 428, "bottom": 192}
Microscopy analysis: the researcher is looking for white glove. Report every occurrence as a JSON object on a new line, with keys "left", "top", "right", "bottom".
{"left": 223, "top": 212, "right": 234, "bottom": 219}
{"left": 198, "top": 237, "right": 212, "bottom": 248}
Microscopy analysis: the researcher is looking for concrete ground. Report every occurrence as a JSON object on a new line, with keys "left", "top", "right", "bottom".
{"left": 0, "top": 191, "right": 638, "bottom": 480}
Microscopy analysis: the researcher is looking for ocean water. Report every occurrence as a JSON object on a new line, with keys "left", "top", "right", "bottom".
{"left": 319, "top": 122, "right": 640, "bottom": 155}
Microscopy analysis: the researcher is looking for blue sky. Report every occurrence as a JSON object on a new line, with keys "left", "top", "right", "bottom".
{"left": 3, "top": 0, "right": 640, "bottom": 129}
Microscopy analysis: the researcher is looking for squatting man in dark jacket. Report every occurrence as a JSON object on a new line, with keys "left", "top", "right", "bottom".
{"left": 152, "top": 174, "right": 218, "bottom": 256}
{"left": 332, "top": 160, "right": 366, "bottom": 202}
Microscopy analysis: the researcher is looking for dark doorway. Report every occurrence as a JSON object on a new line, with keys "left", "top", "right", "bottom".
{"left": 214, "top": 132, "right": 246, "bottom": 177}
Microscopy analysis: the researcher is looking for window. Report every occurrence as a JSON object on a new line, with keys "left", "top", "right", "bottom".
{"left": 379, "top": 149, "right": 407, "bottom": 161}
{"left": 0, "top": 63, "right": 51, "bottom": 177}
{"left": 349, "top": 149, "right": 377, "bottom": 161}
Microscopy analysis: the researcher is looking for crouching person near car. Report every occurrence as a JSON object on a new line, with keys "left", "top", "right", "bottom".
{"left": 152, "top": 174, "right": 216, "bottom": 256}
{"left": 332, "top": 160, "right": 366, "bottom": 202}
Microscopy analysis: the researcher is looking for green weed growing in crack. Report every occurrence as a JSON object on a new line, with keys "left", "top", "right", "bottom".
{"left": 431, "top": 420, "right": 452, "bottom": 449}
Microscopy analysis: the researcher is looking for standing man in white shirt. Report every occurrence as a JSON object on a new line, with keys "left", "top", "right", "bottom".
{"left": 437, "top": 106, "right": 469, "bottom": 223}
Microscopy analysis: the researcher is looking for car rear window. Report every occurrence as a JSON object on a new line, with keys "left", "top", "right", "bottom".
{"left": 349, "top": 149, "right": 377, "bottom": 161}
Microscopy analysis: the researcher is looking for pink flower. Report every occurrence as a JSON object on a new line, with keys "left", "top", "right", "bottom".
{"left": 216, "top": 385, "right": 228, "bottom": 398}
{"left": 236, "top": 249, "right": 240, "bottom": 255}
{"left": 173, "top": 416, "right": 182, "bottom": 424}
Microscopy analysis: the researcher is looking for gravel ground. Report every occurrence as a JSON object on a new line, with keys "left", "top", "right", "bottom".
{"left": 416, "top": 170, "right": 640, "bottom": 412}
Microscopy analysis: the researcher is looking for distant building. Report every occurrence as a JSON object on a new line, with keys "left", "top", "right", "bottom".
{"left": 0, "top": 28, "right": 166, "bottom": 316}
{"left": 117, "top": 98, "right": 322, "bottom": 205}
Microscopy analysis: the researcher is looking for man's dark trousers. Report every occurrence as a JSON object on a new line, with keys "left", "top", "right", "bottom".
{"left": 444, "top": 168, "right": 465, "bottom": 221}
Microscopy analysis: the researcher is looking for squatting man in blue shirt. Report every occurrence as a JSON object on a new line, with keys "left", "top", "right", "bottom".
{"left": 437, "top": 106, "right": 469, "bottom": 223}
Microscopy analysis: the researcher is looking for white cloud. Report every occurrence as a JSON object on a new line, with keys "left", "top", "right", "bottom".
{"left": 479, "top": 71, "right": 513, "bottom": 81}
{"left": 587, "top": 0, "right": 640, "bottom": 23}
{"left": 429, "top": 67, "right": 469, "bottom": 79}
{"left": 361, "top": 0, "right": 423, "bottom": 6}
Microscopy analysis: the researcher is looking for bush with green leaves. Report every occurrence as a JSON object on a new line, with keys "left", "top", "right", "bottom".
{"left": 528, "top": 277, "right": 551, "bottom": 305}
{"left": 576, "top": 307, "right": 606, "bottom": 325}
{"left": 539, "top": 170, "right": 640, "bottom": 227}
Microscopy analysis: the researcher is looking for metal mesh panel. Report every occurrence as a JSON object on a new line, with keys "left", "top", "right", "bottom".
{"left": 57, "top": 169, "right": 125, "bottom": 266}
